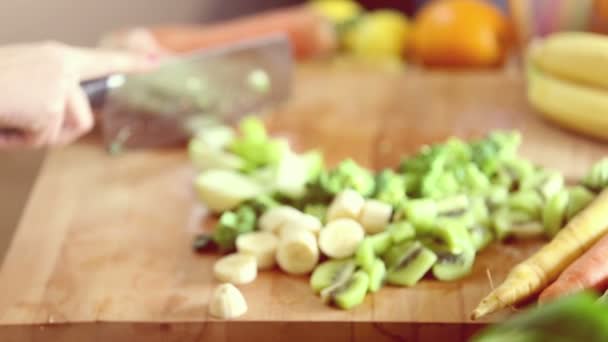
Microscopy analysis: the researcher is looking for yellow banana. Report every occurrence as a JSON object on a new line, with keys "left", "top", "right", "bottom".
{"left": 527, "top": 64, "right": 608, "bottom": 141}
{"left": 530, "top": 32, "right": 608, "bottom": 89}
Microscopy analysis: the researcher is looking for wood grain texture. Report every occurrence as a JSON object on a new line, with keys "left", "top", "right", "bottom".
{"left": 1, "top": 64, "right": 608, "bottom": 341}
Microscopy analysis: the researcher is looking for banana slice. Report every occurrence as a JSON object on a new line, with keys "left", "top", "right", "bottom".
{"left": 213, "top": 253, "right": 258, "bottom": 284}
{"left": 319, "top": 218, "right": 365, "bottom": 258}
{"left": 209, "top": 283, "right": 248, "bottom": 319}
{"left": 236, "top": 232, "right": 279, "bottom": 270}
{"left": 258, "top": 206, "right": 303, "bottom": 234}
{"left": 327, "top": 189, "right": 365, "bottom": 222}
{"left": 358, "top": 199, "right": 392, "bottom": 234}
{"left": 278, "top": 213, "right": 323, "bottom": 238}
{"left": 276, "top": 228, "right": 320, "bottom": 275}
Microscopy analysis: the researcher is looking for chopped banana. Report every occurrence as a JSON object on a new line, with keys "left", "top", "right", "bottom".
{"left": 258, "top": 206, "right": 303, "bottom": 234}
{"left": 276, "top": 228, "right": 320, "bottom": 275}
{"left": 213, "top": 253, "right": 257, "bottom": 284}
{"left": 358, "top": 199, "right": 392, "bottom": 234}
{"left": 209, "top": 283, "right": 248, "bottom": 319}
{"left": 327, "top": 189, "right": 365, "bottom": 222}
{"left": 319, "top": 218, "right": 365, "bottom": 258}
{"left": 236, "top": 232, "right": 279, "bottom": 270}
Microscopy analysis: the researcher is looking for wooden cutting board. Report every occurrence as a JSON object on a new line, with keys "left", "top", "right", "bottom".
{"left": 1, "top": 64, "right": 607, "bottom": 342}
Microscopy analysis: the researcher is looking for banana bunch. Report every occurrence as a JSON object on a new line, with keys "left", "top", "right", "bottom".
{"left": 527, "top": 32, "right": 608, "bottom": 141}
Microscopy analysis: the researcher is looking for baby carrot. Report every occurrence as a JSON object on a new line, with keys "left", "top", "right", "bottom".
{"left": 539, "top": 232, "right": 608, "bottom": 304}
{"left": 471, "top": 188, "right": 608, "bottom": 320}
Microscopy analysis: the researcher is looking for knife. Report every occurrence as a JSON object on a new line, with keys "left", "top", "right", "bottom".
{"left": 82, "top": 33, "right": 293, "bottom": 152}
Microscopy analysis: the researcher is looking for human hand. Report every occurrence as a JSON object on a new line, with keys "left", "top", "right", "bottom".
{"left": 0, "top": 41, "right": 158, "bottom": 148}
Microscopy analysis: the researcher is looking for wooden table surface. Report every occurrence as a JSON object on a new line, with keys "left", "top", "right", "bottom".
{"left": 1, "top": 64, "right": 607, "bottom": 341}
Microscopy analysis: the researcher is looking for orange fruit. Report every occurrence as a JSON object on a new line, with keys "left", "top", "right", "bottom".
{"left": 411, "top": 0, "right": 511, "bottom": 68}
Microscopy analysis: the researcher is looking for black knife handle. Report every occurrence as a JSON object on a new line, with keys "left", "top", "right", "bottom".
{"left": 80, "top": 76, "right": 110, "bottom": 109}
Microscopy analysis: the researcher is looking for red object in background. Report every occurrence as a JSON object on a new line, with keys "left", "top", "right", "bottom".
{"left": 357, "top": 0, "right": 416, "bottom": 15}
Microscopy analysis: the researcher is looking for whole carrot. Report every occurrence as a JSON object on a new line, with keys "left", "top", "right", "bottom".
{"left": 539, "top": 232, "right": 608, "bottom": 303}
{"left": 471, "top": 188, "right": 608, "bottom": 320}
{"left": 150, "top": 5, "right": 337, "bottom": 60}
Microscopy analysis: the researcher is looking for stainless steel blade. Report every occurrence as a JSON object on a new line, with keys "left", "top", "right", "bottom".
{"left": 98, "top": 33, "right": 293, "bottom": 152}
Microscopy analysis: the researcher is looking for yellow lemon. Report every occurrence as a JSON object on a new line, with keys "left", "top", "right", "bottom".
{"left": 309, "top": 0, "right": 363, "bottom": 27}
{"left": 343, "top": 10, "right": 411, "bottom": 59}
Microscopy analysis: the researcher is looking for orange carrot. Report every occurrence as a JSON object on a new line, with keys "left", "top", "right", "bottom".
{"left": 150, "top": 5, "right": 337, "bottom": 60}
{"left": 539, "top": 232, "right": 608, "bottom": 304}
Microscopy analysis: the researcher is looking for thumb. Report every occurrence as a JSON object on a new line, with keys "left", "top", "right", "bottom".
{"left": 65, "top": 46, "right": 160, "bottom": 80}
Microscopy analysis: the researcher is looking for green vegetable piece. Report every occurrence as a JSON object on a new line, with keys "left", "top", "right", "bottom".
{"left": 543, "top": 189, "right": 570, "bottom": 238}
{"left": 470, "top": 196, "right": 491, "bottom": 227}
{"left": 304, "top": 204, "right": 328, "bottom": 224}
{"left": 303, "top": 150, "right": 325, "bottom": 181}
{"left": 275, "top": 151, "right": 312, "bottom": 199}
{"left": 212, "top": 206, "right": 257, "bottom": 252}
{"left": 246, "top": 195, "right": 279, "bottom": 215}
{"left": 191, "top": 124, "right": 235, "bottom": 150}
{"left": 387, "top": 221, "right": 416, "bottom": 244}
{"left": 355, "top": 239, "right": 376, "bottom": 271}
{"left": 373, "top": 169, "right": 407, "bottom": 207}
{"left": 247, "top": 69, "right": 270, "bottom": 94}
{"left": 464, "top": 163, "right": 491, "bottom": 193}
{"left": 485, "top": 186, "right": 509, "bottom": 210}
{"left": 239, "top": 116, "right": 267, "bottom": 142}
{"left": 436, "top": 194, "right": 469, "bottom": 217}
{"left": 472, "top": 292, "right": 608, "bottom": 342}
{"left": 195, "top": 169, "right": 265, "bottom": 212}
{"left": 583, "top": 158, "right": 608, "bottom": 192}
{"left": 188, "top": 137, "right": 244, "bottom": 171}
{"left": 319, "top": 159, "right": 375, "bottom": 197}
{"left": 508, "top": 190, "right": 543, "bottom": 218}
{"left": 567, "top": 186, "right": 595, "bottom": 220}
{"left": 366, "top": 258, "right": 387, "bottom": 293}
{"left": 468, "top": 225, "right": 494, "bottom": 251}
{"left": 368, "top": 231, "right": 393, "bottom": 255}
{"left": 386, "top": 241, "right": 437, "bottom": 287}
{"left": 492, "top": 207, "right": 538, "bottom": 241}
{"left": 539, "top": 171, "right": 565, "bottom": 200}
{"left": 404, "top": 199, "right": 438, "bottom": 233}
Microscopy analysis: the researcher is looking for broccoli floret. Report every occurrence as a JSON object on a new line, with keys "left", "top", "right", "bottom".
{"left": 319, "top": 159, "right": 375, "bottom": 197}
{"left": 373, "top": 169, "right": 406, "bottom": 207}
{"left": 212, "top": 205, "right": 257, "bottom": 252}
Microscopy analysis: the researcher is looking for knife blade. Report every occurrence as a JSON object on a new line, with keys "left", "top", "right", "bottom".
{"left": 83, "top": 33, "right": 293, "bottom": 152}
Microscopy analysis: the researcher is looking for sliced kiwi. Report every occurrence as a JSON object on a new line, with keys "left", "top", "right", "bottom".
{"left": 492, "top": 206, "right": 538, "bottom": 241}
{"left": 368, "top": 231, "right": 393, "bottom": 255}
{"left": 436, "top": 194, "right": 469, "bottom": 217}
{"left": 404, "top": 199, "right": 437, "bottom": 233}
{"left": 468, "top": 225, "right": 493, "bottom": 251}
{"left": 431, "top": 244, "right": 476, "bottom": 281}
{"left": 310, "top": 259, "right": 356, "bottom": 294}
{"left": 470, "top": 197, "right": 490, "bottom": 227}
{"left": 387, "top": 221, "right": 415, "bottom": 244}
{"left": 542, "top": 189, "right": 569, "bottom": 237}
{"left": 366, "top": 258, "right": 386, "bottom": 293}
{"left": 332, "top": 271, "right": 370, "bottom": 310}
{"left": 423, "top": 219, "right": 471, "bottom": 254}
{"left": 386, "top": 241, "right": 437, "bottom": 287}
{"left": 355, "top": 239, "right": 375, "bottom": 271}
{"left": 508, "top": 190, "right": 543, "bottom": 219}
{"left": 566, "top": 186, "right": 595, "bottom": 220}
{"left": 382, "top": 241, "right": 411, "bottom": 268}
